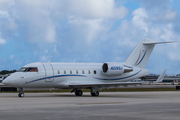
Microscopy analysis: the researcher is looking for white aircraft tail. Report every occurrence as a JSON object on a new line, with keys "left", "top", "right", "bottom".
{"left": 155, "top": 70, "right": 166, "bottom": 83}
{"left": 125, "top": 39, "right": 174, "bottom": 68}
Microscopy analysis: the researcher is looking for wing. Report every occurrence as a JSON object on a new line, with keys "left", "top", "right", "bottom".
{"left": 69, "top": 82, "right": 142, "bottom": 89}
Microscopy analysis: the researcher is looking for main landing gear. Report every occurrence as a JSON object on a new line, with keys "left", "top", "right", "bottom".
{"left": 71, "top": 88, "right": 99, "bottom": 97}
{"left": 71, "top": 89, "right": 83, "bottom": 96}
{"left": 18, "top": 88, "right": 24, "bottom": 98}
{"left": 90, "top": 87, "right": 99, "bottom": 97}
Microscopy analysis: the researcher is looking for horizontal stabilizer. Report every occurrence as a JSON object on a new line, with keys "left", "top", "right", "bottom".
{"left": 143, "top": 41, "right": 176, "bottom": 45}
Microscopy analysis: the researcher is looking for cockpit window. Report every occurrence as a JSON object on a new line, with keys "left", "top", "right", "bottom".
{"left": 18, "top": 67, "right": 38, "bottom": 72}
{"left": 18, "top": 67, "right": 27, "bottom": 72}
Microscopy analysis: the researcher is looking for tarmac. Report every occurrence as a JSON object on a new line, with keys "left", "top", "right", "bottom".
{"left": 1, "top": 92, "right": 180, "bottom": 120}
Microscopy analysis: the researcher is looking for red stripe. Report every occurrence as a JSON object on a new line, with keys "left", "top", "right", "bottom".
{"left": 134, "top": 50, "right": 141, "bottom": 65}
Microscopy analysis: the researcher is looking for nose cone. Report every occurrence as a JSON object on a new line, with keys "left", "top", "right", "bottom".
{"left": 2, "top": 77, "right": 11, "bottom": 85}
{"left": 2, "top": 73, "right": 20, "bottom": 87}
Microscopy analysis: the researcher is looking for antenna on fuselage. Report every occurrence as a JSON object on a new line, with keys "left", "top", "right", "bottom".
{"left": 48, "top": 59, "right": 51, "bottom": 63}
{"left": 73, "top": 60, "right": 76, "bottom": 63}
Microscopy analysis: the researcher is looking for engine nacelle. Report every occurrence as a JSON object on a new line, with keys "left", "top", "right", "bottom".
{"left": 102, "top": 63, "right": 124, "bottom": 75}
{"left": 102, "top": 63, "right": 133, "bottom": 76}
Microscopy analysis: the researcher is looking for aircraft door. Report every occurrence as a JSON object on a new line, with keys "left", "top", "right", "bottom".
{"left": 42, "top": 63, "right": 54, "bottom": 82}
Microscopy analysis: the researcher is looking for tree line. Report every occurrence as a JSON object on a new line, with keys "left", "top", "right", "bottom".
{"left": 0, "top": 70, "right": 17, "bottom": 75}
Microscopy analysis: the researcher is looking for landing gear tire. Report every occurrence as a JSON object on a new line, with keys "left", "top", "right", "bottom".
{"left": 75, "top": 90, "right": 83, "bottom": 96}
{"left": 18, "top": 88, "right": 24, "bottom": 98}
{"left": 91, "top": 91, "right": 99, "bottom": 97}
{"left": 18, "top": 93, "right": 24, "bottom": 98}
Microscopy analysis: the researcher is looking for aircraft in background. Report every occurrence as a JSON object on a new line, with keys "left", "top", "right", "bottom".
{"left": 2, "top": 39, "right": 174, "bottom": 97}
{"left": 154, "top": 69, "right": 166, "bottom": 83}
{"left": 132, "top": 70, "right": 166, "bottom": 84}
{"left": 144, "top": 70, "right": 180, "bottom": 85}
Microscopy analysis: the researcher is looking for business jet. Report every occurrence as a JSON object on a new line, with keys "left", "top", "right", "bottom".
{"left": 144, "top": 70, "right": 180, "bottom": 85}
{"left": 154, "top": 70, "right": 180, "bottom": 85}
{"left": 2, "top": 39, "right": 174, "bottom": 97}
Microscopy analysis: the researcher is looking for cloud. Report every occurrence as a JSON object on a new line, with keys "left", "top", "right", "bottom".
{"left": 139, "top": 0, "right": 178, "bottom": 23}
{"left": 160, "top": 24, "right": 174, "bottom": 41}
{"left": 0, "top": 10, "right": 9, "bottom": 18}
{"left": 168, "top": 52, "right": 180, "bottom": 61}
{"left": 0, "top": 33, "right": 6, "bottom": 44}
{"left": 63, "top": 0, "right": 128, "bottom": 19}
{"left": 132, "top": 8, "right": 149, "bottom": 33}
{"left": 3, "top": 0, "right": 128, "bottom": 45}
{"left": 68, "top": 17, "right": 106, "bottom": 43}
{"left": 10, "top": 55, "right": 14, "bottom": 59}
{"left": 157, "top": 9, "right": 178, "bottom": 22}
{"left": 0, "top": 0, "right": 179, "bottom": 74}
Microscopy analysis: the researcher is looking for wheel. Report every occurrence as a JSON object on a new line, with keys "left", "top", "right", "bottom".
{"left": 95, "top": 91, "right": 99, "bottom": 96}
{"left": 77, "top": 90, "right": 83, "bottom": 96}
{"left": 75, "top": 90, "right": 83, "bottom": 96}
{"left": 21, "top": 93, "right": 24, "bottom": 98}
{"left": 18, "top": 93, "right": 24, "bottom": 98}
{"left": 75, "top": 92, "right": 78, "bottom": 96}
{"left": 91, "top": 91, "right": 99, "bottom": 97}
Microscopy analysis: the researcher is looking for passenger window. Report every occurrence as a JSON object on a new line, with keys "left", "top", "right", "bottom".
{"left": 58, "top": 70, "right": 60, "bottom": 74}
{"left": 94, "top": 70, "right": 96, "bottom": 74}
{"left": 70, "top": 70, "right": 72, "bottom": 74}
{"left": 64, "top": 70, "right": 66, "bottom": 74}
{"left": 76, "top": 70, "right": 78, "bottom": 74}
{"left": 88, "top": 70, "right": 91, "bottom": 74}
{"left": 82, "top": 70, "right": 84, "bottom": 74}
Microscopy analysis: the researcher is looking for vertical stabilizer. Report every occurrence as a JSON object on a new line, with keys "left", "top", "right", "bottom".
{"left": 125, "top": 39, "right": 174, "bottom": 68}
{"left": 155, "top": 69, "right": 166, "bottom": 83}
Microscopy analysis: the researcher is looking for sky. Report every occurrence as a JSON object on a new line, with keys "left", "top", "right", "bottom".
{"left": 0, "top": 0, "right": 180, "bottom": 75}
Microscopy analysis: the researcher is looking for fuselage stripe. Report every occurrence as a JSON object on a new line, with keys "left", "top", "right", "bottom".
{"left": 94, "top": 70, "right": 141, "bottom": 81}
{"left": 134, "top": 50, "right": 141, "bottom": 65}
{"left": 136, "top": 50, "right": 146, "bottom": 66}
{"left": 25, "top": 75, "right": 86, "bottom": 84}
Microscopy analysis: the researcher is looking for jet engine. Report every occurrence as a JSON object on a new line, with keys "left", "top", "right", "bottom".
{"left": 102, "top": 63, "right": 133, "bottom": 76}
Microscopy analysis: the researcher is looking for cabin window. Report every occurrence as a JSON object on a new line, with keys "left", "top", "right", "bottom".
{"left": 76, "top": 70, "right": 78, "bottom": 74}
{"left": 82, "top": 70, "right": 84, "bottom": 74}
{"left": 94, "top": 70, "right": 96, "bottom": 74}
{"left": 57, "top": 70, "right": 60, "bottom": 74}
{"left": 88, "top": 70, "right": 91, "bottom": 74}
{"left": 64, "top": 70, "right": 66, "bottom": 74}
{"left": 18, "top": 67, "right": 38, "bottom": 72}
{"left": 70, "top": 70, "right": 72, "bottom": 74}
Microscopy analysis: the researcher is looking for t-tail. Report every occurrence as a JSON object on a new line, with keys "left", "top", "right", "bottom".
{"left": 125, "top": 38, "right": 175, "bottom": 68}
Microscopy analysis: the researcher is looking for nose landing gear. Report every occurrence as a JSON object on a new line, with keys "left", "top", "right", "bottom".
{"left": 18, "top": 88, "right": 24, "bottom": 98}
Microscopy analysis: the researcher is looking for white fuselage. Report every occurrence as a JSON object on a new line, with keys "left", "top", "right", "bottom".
{"left": 3, "top": 62, "right": 148, "bottom": 88}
